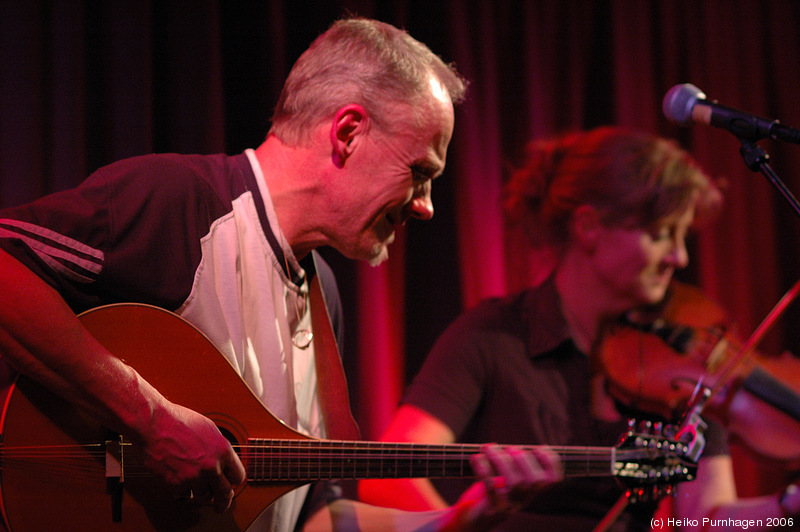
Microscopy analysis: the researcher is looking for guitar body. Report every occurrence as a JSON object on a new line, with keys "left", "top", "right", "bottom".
{"left": 0, "top": 304, "right": 307, "bottom": 532}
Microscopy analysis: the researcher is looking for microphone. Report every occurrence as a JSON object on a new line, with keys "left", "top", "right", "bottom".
{"left": 662, "top": 83, "right": 800, "bottom": 144}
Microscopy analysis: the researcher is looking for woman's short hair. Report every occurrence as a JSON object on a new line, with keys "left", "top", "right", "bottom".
{"left": 503, "top": 126, "right": 722, "bottom": 249}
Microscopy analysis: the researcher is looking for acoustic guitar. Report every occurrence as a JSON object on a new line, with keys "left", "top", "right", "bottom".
{"left": 0, "top": 304, "right": 697, "bottom": 531}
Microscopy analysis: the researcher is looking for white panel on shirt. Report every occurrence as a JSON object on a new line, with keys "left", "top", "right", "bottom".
{"left": 177, "top": 151, "right": 325, "bottom": 532}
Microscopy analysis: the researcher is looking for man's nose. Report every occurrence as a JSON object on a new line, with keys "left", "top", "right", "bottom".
{"left": 408, "top": 182, "right": 434, "bottom": 220}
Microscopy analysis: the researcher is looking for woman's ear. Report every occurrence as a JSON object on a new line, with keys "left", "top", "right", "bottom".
{"left": 330, "top": 104, "right": 368, "bottom": 168}
{"left": 571, "top": 204, "right": 603, "bottom": 251}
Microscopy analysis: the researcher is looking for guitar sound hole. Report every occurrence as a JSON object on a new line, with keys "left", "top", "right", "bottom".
{"left": 218, "top": 426, "right": 239, "bottom": 448}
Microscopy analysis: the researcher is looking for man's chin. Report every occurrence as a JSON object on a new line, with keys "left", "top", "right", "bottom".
{"left": 367, "top": 245, "right": 389, "bottom": 267}
{"left": 364, "top": 231, "right": 394, "bottom": 267}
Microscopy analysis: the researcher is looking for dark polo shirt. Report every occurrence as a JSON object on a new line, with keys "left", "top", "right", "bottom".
{"left": 404, "top": 278, "right": 725, "bottom": 531}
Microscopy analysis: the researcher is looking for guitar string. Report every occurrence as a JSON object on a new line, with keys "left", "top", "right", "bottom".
{"left": 0, "top": 443, "right": 665, "bottom": 464}
{"left": 0, "top": 442, "right": 669, "bottom": 455}
{"left": 0, "top": 444, "right": 684, "bottom": 483}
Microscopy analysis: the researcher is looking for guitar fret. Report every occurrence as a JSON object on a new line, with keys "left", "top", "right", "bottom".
{"left": 367, "top": 441, "right": 374, "bottom": 479}
{"left": 282, "top": 439, "right": 288, "bottom": 481}
{"left": 265, "top": 439, "right": 271, "bottom": 481}
{"left": 306, "top": 439, "right": 313, "bottom": 482}
{"left": 290, "top": 440, "right": 297, "bottom": 481}
{"left": 337, "top": 440, "right": 342, "bottom": 481}
{"left": 275, "top": 439, "right": 281, "bottom": 481}
{"left": 397, "top": 442, "right": 402, "bottom": 478}
{"left": 317, "top": 439, "right": 322, "bottom": 482}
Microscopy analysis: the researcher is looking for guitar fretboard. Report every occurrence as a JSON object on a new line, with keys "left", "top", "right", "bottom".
{"left": 241, "top": 439, "right": 634, "bottom": 482}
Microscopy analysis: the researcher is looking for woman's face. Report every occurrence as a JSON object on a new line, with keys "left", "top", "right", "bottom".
{"left": 591, "top": 204, "right": 695, "bottom": 309}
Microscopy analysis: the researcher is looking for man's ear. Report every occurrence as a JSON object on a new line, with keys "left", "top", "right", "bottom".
{"left": 571, "top": 204, "right": 603, "bottom": 251}
{"left": 330, "top": 104, "right": 368, "bottom": 168}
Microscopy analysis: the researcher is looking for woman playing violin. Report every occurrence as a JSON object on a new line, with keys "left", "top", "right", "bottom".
{"left": 359, "top": 127, "right": 800, "bottom": 530}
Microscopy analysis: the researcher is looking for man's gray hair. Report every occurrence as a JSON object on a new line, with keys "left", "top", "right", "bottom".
{"left": 269, "top": 18, "right": 467, "bottom": 146}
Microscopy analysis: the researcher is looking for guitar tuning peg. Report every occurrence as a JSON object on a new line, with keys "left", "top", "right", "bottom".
{"left": 650, "top": 485, "right": 665, "bottom": 501}
{"left": 628, "top": 487, "right": 646, "bottom": 503}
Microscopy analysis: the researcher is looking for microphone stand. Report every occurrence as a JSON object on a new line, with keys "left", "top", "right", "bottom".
{"left": 738, "top": 137, "right": 800, "bottom": 218}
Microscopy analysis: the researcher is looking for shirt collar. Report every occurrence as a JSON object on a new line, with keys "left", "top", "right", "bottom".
{"left": 519, "top": 276, "right": 574, "bottom": 358}
{"left": 244, "top": 149, "right": 306, "bottom": 286}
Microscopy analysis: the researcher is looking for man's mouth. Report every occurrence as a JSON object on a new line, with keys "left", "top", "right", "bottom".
{"left": 374, "top": 213, "right": 398, "bottom": 243}
{"left": 385, "top": 211, "right": 405, "bottom": 228}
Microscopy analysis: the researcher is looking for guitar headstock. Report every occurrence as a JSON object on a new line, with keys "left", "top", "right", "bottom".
{"left": 613, "top": 419, "right": 700, "bottom": 502}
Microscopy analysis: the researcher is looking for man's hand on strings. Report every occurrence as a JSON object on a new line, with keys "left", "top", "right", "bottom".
{"left": 140, "top": 401, "right": 246, "bottom": 513}
{"left": 444, "top": 444, "right": 563, "bottom": 530}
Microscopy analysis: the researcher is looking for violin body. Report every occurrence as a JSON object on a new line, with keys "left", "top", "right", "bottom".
{"left": 597, "top": 281, "right": 800, "bottom": 463}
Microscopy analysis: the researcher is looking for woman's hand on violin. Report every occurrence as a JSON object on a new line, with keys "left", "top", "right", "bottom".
{"left": 779, "top": 484, "right": 800, "bottom": 518}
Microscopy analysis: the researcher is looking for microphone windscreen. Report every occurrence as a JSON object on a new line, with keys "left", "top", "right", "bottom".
{"left": 663, "top": 83, "right": 705, "bottom": 124}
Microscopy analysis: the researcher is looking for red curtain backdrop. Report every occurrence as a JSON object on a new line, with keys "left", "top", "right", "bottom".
{"left": 3, "top": 0, "right": 800, "bottom": 497}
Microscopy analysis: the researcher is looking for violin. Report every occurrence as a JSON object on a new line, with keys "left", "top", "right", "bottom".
{"left": 597, "top": 281, "right": 800, "bottom": 462}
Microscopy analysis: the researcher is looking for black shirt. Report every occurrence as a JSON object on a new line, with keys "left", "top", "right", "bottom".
{"left": 404, "top": 278, "right": 726, "bottom": 531}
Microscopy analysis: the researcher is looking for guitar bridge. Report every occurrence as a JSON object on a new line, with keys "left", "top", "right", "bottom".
{"left": 105, "top": 435, "right": 124, "bottom": 522}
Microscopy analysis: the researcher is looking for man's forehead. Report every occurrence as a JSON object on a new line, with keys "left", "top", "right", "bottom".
{"left": 429, "top": 76, "right": 450, "bottom": 105}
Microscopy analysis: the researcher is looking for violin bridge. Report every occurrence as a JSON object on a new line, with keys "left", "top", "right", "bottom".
{"left": 705, "top": 333, "right": 730, "bottom": 373}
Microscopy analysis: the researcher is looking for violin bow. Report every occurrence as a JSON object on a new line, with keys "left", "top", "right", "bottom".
{"left": 708, "top": 277, "right": 800, "bottom": 399}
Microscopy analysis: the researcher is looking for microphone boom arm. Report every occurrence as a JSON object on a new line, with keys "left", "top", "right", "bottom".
{"left": 737, "top": 137, "right": 800, "bottom": 219}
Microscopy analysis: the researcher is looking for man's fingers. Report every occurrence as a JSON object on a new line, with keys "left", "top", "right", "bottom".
{"left": 471, "top": 445, "right": 519, "bottom": 514}
{"left": 212, "top": 455, "right": 242, "bottom": 513}
{"left": 470, "top": 444, "right": 564, "bottom": 515}
{"left": 212, "top": 480, "right": 235, "bottom": 513}
{"left": 223, "top": 445, "right": 247, "bottom": 487}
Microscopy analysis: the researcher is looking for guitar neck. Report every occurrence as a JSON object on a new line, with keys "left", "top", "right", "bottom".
{"left": 242, "top": 439, "right": 620, "bottom": 482}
